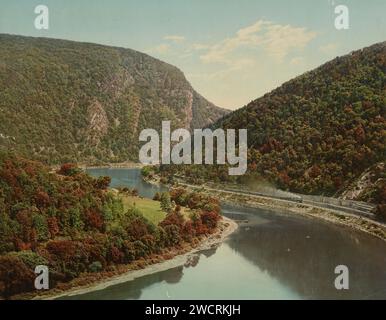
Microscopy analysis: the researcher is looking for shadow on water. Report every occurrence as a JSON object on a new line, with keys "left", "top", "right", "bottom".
{"left": 59, "top": 266, "right": 186, "bottom": 300}
{"left": 58, "top": 252, "right": 215, "bottom": 300}
{"left": 222, "top": 204, "right": 386, "bottom": 299}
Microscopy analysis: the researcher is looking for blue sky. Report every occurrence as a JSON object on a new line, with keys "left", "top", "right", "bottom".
{"left": 1, "top": 0, "right": 385, "bottom": 109}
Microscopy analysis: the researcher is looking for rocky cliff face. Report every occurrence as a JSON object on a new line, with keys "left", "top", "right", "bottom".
{"left": 342, "top": 162, "right": 385, "bottom": 202}
{"left": 0, "top": 34, "right": 228, "bottom": 163}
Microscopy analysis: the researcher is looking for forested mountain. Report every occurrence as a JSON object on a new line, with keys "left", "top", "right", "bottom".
{"left": 211, "top": 42, "right": 385, "bottom": 197}
{"left": 169, "top": 41, "right": 385, "bottom": 215}
{"left": 0, "top": 34, "right": 227, "bottom": 164}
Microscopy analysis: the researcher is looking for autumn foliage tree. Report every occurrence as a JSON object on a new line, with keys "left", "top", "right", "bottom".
{"left": 0, "top": 256, "right": 35, "bottom": 298}
{"left": 0, "top": 154, "right": 223, "bottom": 298}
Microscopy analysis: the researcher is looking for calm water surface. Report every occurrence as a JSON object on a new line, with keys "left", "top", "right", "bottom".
{"left": 63, "top": 168, "right": 386, "bottom": 300}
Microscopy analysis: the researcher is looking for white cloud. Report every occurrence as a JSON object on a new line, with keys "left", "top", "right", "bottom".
{"left": 192, "top": 43, "right": 210, "bottom": 50}
{"left": 151, "top": 43, "right": 171, "bottom": 54}
{"left": 319, "top": 43, "right": 338, "bottom": 55}
{"left": 144, "top": 20, "right": 317, "bottom": 109}
{"left": 179, "top": 52, "right": 193, "bottom": 59}
{"left": 200, "top": 20, "right": 317, "bottom": 66}
{"left": 290, "top": 57, "right": 304, "bottom": 66}
{"left": 164, "top": 35, "right": 185, "bottom": 43}
{"left": 188, "top": 58, "right": 256, "bottom": 81}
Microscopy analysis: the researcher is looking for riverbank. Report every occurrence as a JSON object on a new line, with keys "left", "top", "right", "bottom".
{"left": 178, "top": 182, "right": 386, "bottom": 243}
{"left": 79, "top": 162, "right": 145, "bottom": 170}
{"left": 142, "top": 172, "right": 386, "bottom": 242}
{"left": 49, "top": 162, "right": 144, "bottom": 171}
{"left": 20, "top": 216, "right": 237, "bottom": 300}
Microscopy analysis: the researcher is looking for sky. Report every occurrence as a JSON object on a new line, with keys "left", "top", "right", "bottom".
{"left": 0, "top": 0, "right": 385, "bottom": 109}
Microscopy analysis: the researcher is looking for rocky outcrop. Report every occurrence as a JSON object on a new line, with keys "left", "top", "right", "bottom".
{"left": 0, "top": 34, "right": 229, "bottom": 163}
{"left": 87, "top": 100, "right": 109, "bottom": 145}
{"left": 342, "top": 162, "right": 385, "bottom": 202}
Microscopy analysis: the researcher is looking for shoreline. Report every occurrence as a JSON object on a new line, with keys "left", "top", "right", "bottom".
{"left": 28, "top": 216, "right": 238, "bottom": 300}
{"left": 127, "top": 173, "right": 386, "bottom": 242}
{"left": 143, "top": 173, "right": 386, "bottom": 243}
{"left": 180, "top": 183, "right": 386, "bottom": 243}
{"left": 49, "top": 162, "right": 144, "bottom": 171}
{"left": 79, "top": 162, "right": 145, "bottom": 170}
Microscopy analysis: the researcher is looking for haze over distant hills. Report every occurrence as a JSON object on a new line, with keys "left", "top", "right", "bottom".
{"left": 0, "top": 34, "right": 228, "bottom": 163}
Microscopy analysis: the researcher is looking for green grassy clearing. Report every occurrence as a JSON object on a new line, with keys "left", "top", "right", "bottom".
{"left": 120, "top": 195, "right": 193, "bottom": 225}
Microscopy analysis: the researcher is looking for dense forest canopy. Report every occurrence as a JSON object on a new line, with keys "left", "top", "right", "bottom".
{"left": 0, "top": 153, "right": 221, "bottom": 298}
{"left": 161, "top": 42, "right": 385, "bottom": 217}
{"left": 0, "top": 34, "right": 227, "bottom": 164}
{"left": 175, "top": 42, "right": 385, "bottom": 194}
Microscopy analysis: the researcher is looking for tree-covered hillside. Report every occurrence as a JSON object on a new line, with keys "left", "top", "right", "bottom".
{"left": 0, "top": 34, "right": 227, "bottom": 164}
{"left": 0, "top": 153, "right": 221, "bottom": 298}
{"left": 212, "top": 42, "right": 385, "bottom": 196}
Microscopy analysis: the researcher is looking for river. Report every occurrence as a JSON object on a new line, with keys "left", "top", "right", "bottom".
{"left": 61, "top": 168, "right": 386, "bottom": 300}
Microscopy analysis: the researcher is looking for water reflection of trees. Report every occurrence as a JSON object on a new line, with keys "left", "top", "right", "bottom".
{"left": 61, "top": 249, "right": 216, "bottom": 300}
{"left": 62, "top": 236, "right": 221, "bottom": 300}
{"left": 227, "top": 211, "right": 386, "bottom": 299}
{"left": 60, "top": 265, "right": 186, "bottom": 300}
{"left": 201, "top": 248, "right": 217, "bottom": 259}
